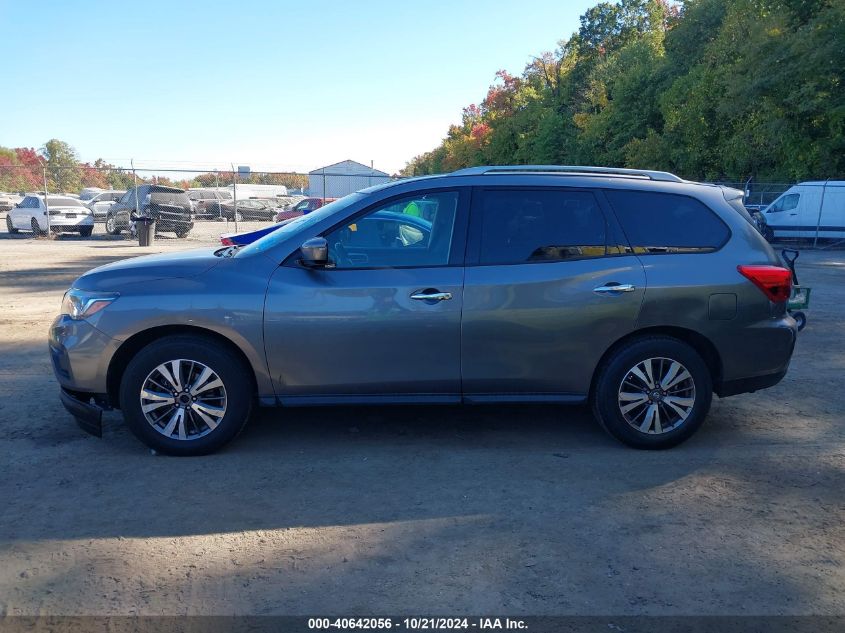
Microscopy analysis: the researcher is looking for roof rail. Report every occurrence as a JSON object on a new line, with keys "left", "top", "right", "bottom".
{"left": 449, "top": 165, "right": 684, "bottom": 183}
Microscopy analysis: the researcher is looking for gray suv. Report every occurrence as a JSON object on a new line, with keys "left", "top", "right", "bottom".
{"left": 50, "top": 166, "right": 797, "bottom": 455}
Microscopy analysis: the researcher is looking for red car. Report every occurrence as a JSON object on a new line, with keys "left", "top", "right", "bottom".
{"left": 274, "top": 197, "right": 337, "bottom": 222}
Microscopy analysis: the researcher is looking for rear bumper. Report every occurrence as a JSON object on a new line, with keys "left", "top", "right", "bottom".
{"left": 60, "top": 388, "right": 103, "bottom": 437}
{"left": 715, "top": 316, "right": 797, "bottom": 397}
{"left": 717, "top": 367, "right": 790, "bottom": 397}
{"left": 48, "top": 216, "right": 94, "bottom": 229}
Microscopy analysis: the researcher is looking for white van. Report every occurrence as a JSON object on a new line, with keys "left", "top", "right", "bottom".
{"left": 224, "top": 184, "right": 288, "bottom": 199}
{"left": 762, "top": 181, "right": 845, "bottom": 240}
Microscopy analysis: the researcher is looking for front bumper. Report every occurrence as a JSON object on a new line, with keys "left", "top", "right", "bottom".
{"left": 49, "top": 314, "right": 118, "bottom": 393}
{"left": 60, "top": 388, "right": 103, "bottom": 437}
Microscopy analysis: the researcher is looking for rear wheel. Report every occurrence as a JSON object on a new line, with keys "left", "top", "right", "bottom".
{"left": 592, "top": 337, "right": 712, "bottom": 449}
{"left": 119, "top": 335, "right": 253, "bottom": 455}
{"left": 6, "top": 215, "right": 18, "bottom": 234}
{"left": 792, "top": 311, "right": 807, "bottom": 331}
{"left": 105, "top": 213, "right": 121, "bottom": 235}
{"left": 175, "top": 227, "right": 190, "bottom": 238}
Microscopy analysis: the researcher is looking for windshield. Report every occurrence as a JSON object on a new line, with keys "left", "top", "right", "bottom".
{"left": 47, "top": 197, "right": 84, "bottom": 207}
{"left": 239, "top": 193, "right": 365, "bottom": 256}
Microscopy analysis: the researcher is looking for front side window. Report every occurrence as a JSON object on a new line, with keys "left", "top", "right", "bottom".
{"left": 325, "top": 191, "right": 459, "bottom": 269}
{"left": 769, "top": 193, "right": 799, "bottom": 213}
{"left": 604, "top": 190, "right": 729, "bottom": 253}
{"left": 478, "top": 189, "right": 607, "bottom": 264}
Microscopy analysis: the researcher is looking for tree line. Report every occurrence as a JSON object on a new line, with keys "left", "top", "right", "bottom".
{"left": 403, "top": 0, "right": 844, "bottom": 183}
{"left": 0, "top": 140, "right": 308, "bottom": 193}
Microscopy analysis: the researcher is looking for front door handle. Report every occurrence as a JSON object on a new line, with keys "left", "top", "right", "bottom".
{"left": 593, "top": 283, "right": 637, "bottom": 294}
{"left": 410, "top": 290, "right": 452, "bottom": 301}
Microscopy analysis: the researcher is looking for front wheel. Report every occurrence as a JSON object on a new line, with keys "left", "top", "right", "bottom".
{"left": 79, "top": 226, "right": 93, "bottom": 237}
{"left": 31, "top": 217, "right": 45, "bottom": 236}
{"left": 105, "top": 213, "right": 121, "bottom": 235}
{"left": 591, "top": 337, "right": 712, "bottom": 449}
{"left": 119, "top": 335, "right": 253, "bottom": 455}
{"left": 6, "top": 215, "right": 18, "bottom": 234}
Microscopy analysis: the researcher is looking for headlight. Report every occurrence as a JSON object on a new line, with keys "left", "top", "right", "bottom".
{"left": 60, "top": 289, "right": 119, "bottom": 320}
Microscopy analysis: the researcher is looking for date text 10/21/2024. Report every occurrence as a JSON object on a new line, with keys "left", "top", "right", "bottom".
{"left": 307, "top": 618, "right": 528, "bottom": 630}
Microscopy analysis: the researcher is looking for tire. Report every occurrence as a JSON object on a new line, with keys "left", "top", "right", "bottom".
{"left": 6, "top": 215, "right": 18, "bottom": 234}
{"left": 119, "top": 335, "right": 254, "bottom": 456}
{"left": 234, "top": 211, "right": 243, "bottom": 222}
{"left": 175, "top": 228, "right": 190, "bottom": 238}
{"left": 79, "top": 226, "right": 93, "bottom": 237}
{"left": 31, "top": 217, "right": 45, "bottom": 236}
{"left": 591, "top": 336, "right": 712, "bottom": 450}
{"left": 105, "top": 213, "right": 121, "bottom": 235}
{"left": 792, "top": 311, "right": 807, "bottom": 332}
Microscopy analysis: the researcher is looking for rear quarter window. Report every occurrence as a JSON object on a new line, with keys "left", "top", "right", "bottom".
{"left": 604, "top": 190, "right": 729, "bottom": 253}
{"left": 150, "top": 190, "right": 190, "bottom": 207}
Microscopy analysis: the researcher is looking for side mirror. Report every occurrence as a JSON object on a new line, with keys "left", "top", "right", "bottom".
{"left": 300, "top": 237, "right": 329, "bottom": 267}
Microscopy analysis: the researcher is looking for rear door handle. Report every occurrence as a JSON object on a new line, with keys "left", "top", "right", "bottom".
{"left": 593, "top": 283, "right": 636, "bottom": 294}
{"left": 410, "top": 290, "right": 452, "bottom": 301}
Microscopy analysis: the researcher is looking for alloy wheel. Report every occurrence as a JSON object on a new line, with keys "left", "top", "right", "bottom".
{"left": 139, "top": 359, "right": 227, "bottom": 441}
{"left": 617, "top": 357, "right": 696, "bottom": 434}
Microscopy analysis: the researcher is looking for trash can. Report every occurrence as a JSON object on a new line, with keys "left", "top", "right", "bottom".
{"left": 136, "top": 216, "right": 156, "bottom": 247}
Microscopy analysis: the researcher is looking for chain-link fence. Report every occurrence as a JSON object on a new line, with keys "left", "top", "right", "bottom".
{"left": 2, "top": 163, "right": 842, "bottom": 248}
{"left": 0, "top": 162, "right": 397, "bottom": 239}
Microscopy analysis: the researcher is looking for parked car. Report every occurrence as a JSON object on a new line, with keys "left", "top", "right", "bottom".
{"left": 187, "top": 188, "right": 233, "bottom": 219}
{"left": 760, "top": 181, "right": 845, "bottom": 242}
{"left": 79, "top": 187, "right": 105, "bottom": 201}
{"left": 105, "top": 185, "right": 194, "bottom": 237}
{"left": 275, "top": 197, "right": 337, "bottom": 222}
{"left": 218, "top": 210, "right": 422, "bottom": 247}
{"left": 219, "top": 223, "right": 284, "bottom": 246}
{"left": 86, "top": 190, "right": 125, "bottom": 221}
{"left": 210, "top": 198, "right": 279, "bottom": 221}
{"left": 0, "top": 191, "right": 23, "bottom": 212}
{"left": 51, "top": 165, "right": 797, "bottom": 456}
{"left": 7, "top": 194, "right": 93, "bottom": 236}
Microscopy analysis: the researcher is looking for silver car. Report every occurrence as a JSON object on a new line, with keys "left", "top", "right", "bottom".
{"left": 50, "top": 166, "right": 798, "bottom": 455}
{"left": 86, "top": 190, "right": 125, "bottom": 221}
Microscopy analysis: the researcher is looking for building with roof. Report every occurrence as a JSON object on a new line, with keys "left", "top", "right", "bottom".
{"left": 308, "top": 160, "right": 391, "bottom": 199}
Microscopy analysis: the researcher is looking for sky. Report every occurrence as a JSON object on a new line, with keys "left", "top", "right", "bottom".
{"left": 0, "top": 0, "right": 596, "bottom": 175}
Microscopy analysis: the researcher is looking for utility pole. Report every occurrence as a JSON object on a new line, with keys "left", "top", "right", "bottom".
{"left": 231, "top": 163, "right": 238, "bottom": 233}
{"left": 131, "top": 159, "right": 140, "bottom": 238}
{"left": 41, "top": 161, "right": 51, "bottom": 236}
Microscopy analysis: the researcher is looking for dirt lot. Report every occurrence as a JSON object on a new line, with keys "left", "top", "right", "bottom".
{"left": 1, "top": 219, "right": 844, "bottom": 616}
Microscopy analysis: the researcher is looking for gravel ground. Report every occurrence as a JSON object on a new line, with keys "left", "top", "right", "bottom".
{"left": 0, "top": 218, "right": 843, "bottom": 616}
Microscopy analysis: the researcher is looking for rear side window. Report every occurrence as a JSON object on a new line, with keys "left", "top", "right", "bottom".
{"left": 150, "top": 188, "right": 190, "bottom": 207}
{"left": 478, "top": 189, "right": 607, "bottom": 264}
{"left": 604, "top": 190, "right": 729, "bottom": 252}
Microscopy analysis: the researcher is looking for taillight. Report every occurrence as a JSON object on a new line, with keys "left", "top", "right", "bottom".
{"left": 737, "top": 265, "right": 792, "bottom": 302}
{"left": 220, "top": 236, "right": 233, "bottom": 246}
